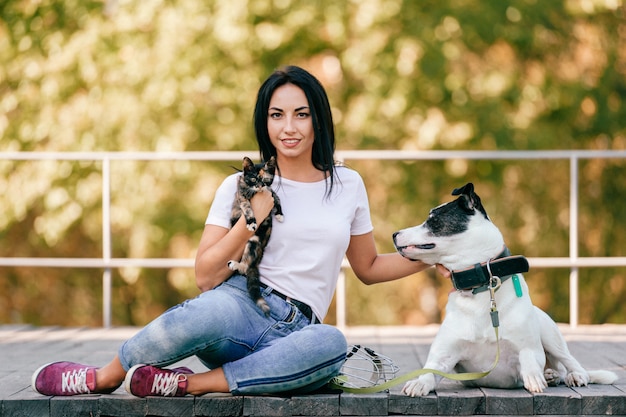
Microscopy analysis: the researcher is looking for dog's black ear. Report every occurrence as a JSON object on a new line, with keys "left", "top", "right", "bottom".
{"left": 452, "top": 183, "right": 478, "bottom": 214}
{"left": 452, "top": 183, "right": 488, "bottom": 218}
{"left": 452, "top": 183, "right": 474, "bottom": 197}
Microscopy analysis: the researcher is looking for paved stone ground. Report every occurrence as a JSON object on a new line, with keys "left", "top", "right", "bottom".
{"left": 1, "top": 324, "right": 625, "bottom": 416}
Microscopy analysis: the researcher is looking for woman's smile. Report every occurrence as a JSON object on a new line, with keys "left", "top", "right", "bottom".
{"left": 280, "top": 138, "right": 302, "bottom": 147}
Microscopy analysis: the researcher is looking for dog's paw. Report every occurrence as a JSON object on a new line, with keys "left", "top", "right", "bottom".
{"left": 522, "top": 372, "right": 547, "bottom": 393}
{"left": 402, "top": 377, "right": 435, "bottom": 397}
{"left": 544, "top": 368, "right": 561, "bottom": 386}
{"left": 565, "top": 371, "right": 589, "bottom": 387}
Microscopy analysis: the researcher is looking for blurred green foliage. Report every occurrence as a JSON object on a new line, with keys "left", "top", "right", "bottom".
{"left": 0, "top": 0, "right": 624, "bottom": 326}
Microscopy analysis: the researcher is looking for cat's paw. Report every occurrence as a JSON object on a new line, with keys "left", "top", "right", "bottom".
{"left": 246, "top": 223, "right": 257, "bottom": 232}
{"left": 228, "top": 261, "right": 247, "bottom": 273}
{"left": 275, "top": 214, "right": 284, "bottom": 222}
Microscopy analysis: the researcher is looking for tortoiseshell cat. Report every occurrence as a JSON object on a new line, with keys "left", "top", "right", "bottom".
{"left": 228, "top": 156, "right": 283, "bottom": 315}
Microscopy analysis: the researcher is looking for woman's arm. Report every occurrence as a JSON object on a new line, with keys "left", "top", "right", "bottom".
{"left": 194, "top": 189, "right": 275, "bottom": 292}
{"left": 345, "top": 232, "right": 434, "bottom": 285}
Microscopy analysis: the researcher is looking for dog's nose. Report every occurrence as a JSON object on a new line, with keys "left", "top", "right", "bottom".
{"left": 392, "top": 232, "right": 399, "bottom": 240}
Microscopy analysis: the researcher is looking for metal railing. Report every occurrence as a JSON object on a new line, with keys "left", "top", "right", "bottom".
{"left": 2, "top": 150, "right": 626, "bottom": 328}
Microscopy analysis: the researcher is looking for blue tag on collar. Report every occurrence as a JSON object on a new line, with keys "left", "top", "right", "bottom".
{"left": 512, "top": 274, "right": 523, "bottom": 297}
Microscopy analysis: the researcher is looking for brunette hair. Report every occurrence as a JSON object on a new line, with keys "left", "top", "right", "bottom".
{"left": 253, "top": 65, "right": 337, "bottom": 195}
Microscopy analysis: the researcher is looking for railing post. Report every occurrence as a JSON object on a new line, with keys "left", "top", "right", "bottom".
{"left": 569, "top": 155, "right": 579, "bottom": 328}
{"left": 335, "top": 155, "right": 348, "bottom": 331}
{"left": 102, "top": 156, "right": 112, "bottom": 328}
{"left": 336, "top": 267, "right": 347, "bottom": 330}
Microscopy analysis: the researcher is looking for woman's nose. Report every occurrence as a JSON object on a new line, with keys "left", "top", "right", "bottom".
{"left": 283, "top": 116, "right": 296, "bottom": 133}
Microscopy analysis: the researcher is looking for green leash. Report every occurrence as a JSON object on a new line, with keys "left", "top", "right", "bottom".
{"left": 330, "top": 277, "right": 503, "bottom": 394}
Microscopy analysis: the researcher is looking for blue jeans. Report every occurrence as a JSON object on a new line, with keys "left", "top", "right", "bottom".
{"left": 118, "top": 275, "right": 347, "bottom": 395}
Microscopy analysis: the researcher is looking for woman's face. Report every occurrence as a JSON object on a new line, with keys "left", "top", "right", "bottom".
{"left": 267, "top": 83, "right": 315, "bottom": 164}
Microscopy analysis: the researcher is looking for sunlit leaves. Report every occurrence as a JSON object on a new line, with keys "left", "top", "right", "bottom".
{"left": 1, "top": 0, "right": 625, "bottom": 326}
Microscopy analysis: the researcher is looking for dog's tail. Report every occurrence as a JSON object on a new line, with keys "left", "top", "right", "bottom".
{"left": 588, "top": 370, "right": 619, "bottom": 385}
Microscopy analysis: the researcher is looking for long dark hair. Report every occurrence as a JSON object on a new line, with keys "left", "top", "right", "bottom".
{"left": 253, "top": 65, "right": 337, "bottom": 196}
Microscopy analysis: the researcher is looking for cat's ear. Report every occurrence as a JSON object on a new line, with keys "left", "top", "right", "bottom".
{"left": 266, "top": 156, "right": 276, "bottom": 168}
{"left": 243, "top": 157, "right": 254, "bottom": 171}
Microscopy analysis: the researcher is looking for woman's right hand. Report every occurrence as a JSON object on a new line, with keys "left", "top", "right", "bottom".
{"left": 250, "top": 189, "right": 275, "bottom": 222}
{"left": 194, "top": 190, "right": 276, "bottom": 292}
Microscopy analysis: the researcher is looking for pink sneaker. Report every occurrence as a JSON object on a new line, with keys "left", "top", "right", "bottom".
{"left": 124, "top": 364, "right": 193, "bottom": 397}
{"left": 32, "top": 361, "right": 98, "bottom": 396}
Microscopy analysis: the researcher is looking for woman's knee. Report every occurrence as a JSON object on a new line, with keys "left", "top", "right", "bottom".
{"left": 309, "top": 324, "right": 348, "bottom": 362}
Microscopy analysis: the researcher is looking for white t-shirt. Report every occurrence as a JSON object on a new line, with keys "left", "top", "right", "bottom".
{"left": 205, "top": 166, "right": 373, "bottom": 320}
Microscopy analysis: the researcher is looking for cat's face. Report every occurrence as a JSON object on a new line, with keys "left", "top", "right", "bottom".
{"left": 242, "top": 156, "right": 276, "bottom": 189}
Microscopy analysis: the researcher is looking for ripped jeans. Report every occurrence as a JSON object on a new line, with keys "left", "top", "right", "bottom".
{"left": 118, "top": 274, "right": 347, "bottom": 394}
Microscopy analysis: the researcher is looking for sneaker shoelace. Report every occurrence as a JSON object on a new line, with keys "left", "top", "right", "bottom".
{"left": 151, "top": 371, "right": 187, "bottom": 396}
{"left": 62, "top": 367, "right": 91, "bottom": 394}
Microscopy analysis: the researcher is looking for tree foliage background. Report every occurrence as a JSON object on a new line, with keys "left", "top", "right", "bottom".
{"left": 1, "top": 0, "right": 625, "bottom": 326}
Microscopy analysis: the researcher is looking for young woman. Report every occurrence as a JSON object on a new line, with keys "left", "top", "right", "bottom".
{"left": 32, "top": 66, "right": 436, "bottom": 397}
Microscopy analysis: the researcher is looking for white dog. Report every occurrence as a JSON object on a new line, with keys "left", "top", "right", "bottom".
{"left": 393, "top": 183, "right": 617, "bottom": 397}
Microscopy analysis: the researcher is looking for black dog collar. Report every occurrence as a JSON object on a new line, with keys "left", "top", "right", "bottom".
{"left": 450, "top": 247, "right": 530, "bottom": 294}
